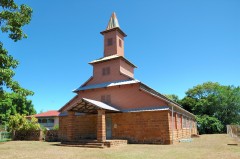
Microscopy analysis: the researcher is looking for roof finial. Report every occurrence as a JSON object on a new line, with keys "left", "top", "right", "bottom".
{"left": 106, "top": 12, "right": 120, "bottom": 30}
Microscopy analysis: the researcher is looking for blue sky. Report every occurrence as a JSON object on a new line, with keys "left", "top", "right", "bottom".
{"left": 2, "top": 0, "right": 240, "bottom": 113}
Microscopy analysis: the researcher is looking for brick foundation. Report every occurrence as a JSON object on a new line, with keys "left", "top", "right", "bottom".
{"left": 59, "top": 110, "right": 197, "bottom": 144}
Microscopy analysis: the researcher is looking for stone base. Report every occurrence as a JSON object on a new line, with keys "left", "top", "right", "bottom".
{"left": 104, "top": 140, "right": 128, "bottom": 147}
{"left": 61, "top": 139, "right": 128, "bottom": 148}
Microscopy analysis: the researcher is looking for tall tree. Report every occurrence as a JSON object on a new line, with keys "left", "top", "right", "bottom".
{"left": 0, "top": 1, "right": 35, "bottom": 124}
{"left": 0, "top": 0, "right": 33, "bottom": 96}
{"left": 181, "top": 82, "right": 240, "bottom": 134}
{"left": 0, "top": 92, "right": 36, "bottom": 125}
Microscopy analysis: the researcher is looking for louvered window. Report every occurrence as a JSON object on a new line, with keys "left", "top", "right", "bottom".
{"left": 102, "top": 67, "right": 110, "bottom": 76}
{"left": 107, "top": 38, "right": 113, "bottom": 46}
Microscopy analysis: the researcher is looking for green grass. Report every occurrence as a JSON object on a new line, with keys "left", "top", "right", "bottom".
{"left": 0, "top": 134, "right": 239, "bottom": 159}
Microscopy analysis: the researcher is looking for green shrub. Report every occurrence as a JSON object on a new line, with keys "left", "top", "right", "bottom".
{"left": 7, "top": 113, "right": 41, "bottom": 133}
{"left": 53, "top": 124, "right": 59, "bottom": 130}
{"left": 197, "top": 115, "right": 224, "bottom": 134}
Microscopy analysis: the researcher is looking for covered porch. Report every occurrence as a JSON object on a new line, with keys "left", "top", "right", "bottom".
{"left": 62, "top": 98, "right": 127, "bottom": 147}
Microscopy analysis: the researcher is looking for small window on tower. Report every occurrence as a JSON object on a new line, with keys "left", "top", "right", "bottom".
{"left": 102, "top": 67, "right": 110, "bottom": 76}
{"left": 107, "top": 38, "right": 113, "bottom": 46}
{"left": 119, "top": 39, "right": 122, "bottom": 47}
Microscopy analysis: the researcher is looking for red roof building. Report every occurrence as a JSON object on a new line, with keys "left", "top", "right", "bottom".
{"left": 30, "top": 110, "right": 60, "bottom": 130}
{"left": 33, "top": 110, "right": 60, "bottom": 118}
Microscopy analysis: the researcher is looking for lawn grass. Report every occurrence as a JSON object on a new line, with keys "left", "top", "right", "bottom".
{"left": 0, "top": 134, "right": 239, "bottom": 159}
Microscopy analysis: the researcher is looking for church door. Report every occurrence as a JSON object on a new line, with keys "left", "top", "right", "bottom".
{"left": 106, "top": 116, "right": 112, "bottom": 139}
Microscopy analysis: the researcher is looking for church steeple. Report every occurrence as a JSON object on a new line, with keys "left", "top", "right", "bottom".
{"left": 85, "top": 12, "right": 136, "bottom": 86}
{"left": 101, "top": 12, "right": 127, "bottom": 57}
{"left": 106, "top": 12, "right": 120, "bottom": 30}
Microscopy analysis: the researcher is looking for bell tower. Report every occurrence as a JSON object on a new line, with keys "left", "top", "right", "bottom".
{"left": 100, "top": 12, "right": 127, "bottom": 57}
{"left": 81, "top": 12, "right": 136, "bottom": 87}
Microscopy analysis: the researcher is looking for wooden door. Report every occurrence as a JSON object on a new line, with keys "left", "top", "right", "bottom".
{"left": 106, "top": 116, "right": 112, "bottom": 139}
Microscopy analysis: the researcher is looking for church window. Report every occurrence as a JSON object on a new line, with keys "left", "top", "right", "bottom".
{"left": 177, "top": 114, "right": 182, "bottom": 129}
{"left": 102, "top": 67, "right": 110, "bottom": 76}
{"left": 119, "top": 39, "right": 122, "bottom": 47}
{"left": 106, "top": 95, "right": 111, "bottom": 104}
{"left": 101, "top": 95, "right": 111, "bottom": 104}
{"left": 107, "top": 38, "right": 113, "bottom": 46}
{"left": 182, "top": 116, "right": 187, "bottom": 128}
{"left": 182, "top": 117, "right": 191, "bottom": 129}
{"left": 175, "top": 113, "right": 177, "bottom": 129}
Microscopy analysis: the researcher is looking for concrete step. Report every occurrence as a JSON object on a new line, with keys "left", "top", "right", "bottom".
{"left": 62, "top": 140, "right": 99, "bottom": 143}
{"left": 60, "top": 141, "right": 105, "bottom": 148}
{"left": 62, "top": 141, "right": 102, "bottom": 145}
{"left": 60, "top": 143, "right": 104, "bottom": 148}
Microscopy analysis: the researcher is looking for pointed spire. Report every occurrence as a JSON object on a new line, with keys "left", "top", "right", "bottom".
{"left": 100, "top": 12, "right": 127, "bottom": 37}
{"left": 106, "top": 12, "right": 120, "bottom": 30}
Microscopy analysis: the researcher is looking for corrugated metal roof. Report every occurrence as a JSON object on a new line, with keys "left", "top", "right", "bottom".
{"left": 59, "top": 111, "right": 68, "bottom": 117}
{"left": 73, "top": 79, "right": 140, "bottom": 92}
{"left": 89, "top": 55, "right": 137, "bottom": 68}
{"left": 100, "top": 12, "right": 127, "bottom": 37}
{"left": 139, "top": 83, "right": 196, "bottom": 118}
{"left": 60, "top": 106, "right": 169, "bottom": 115}
{"left": 65, "top": 98, "right": 120, "bottom": 113}
{"left": 89, "top": 55, "right": 119, "bottom": 64}
{"left": 122, "top": 106, "right": 170, "bottom": 112}
{"left": 83, "top": 98, "right": 120, "bottom": 111}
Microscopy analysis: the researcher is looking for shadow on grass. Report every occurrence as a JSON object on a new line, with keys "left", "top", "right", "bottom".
{"left": 49, "top": 143, "right": 64, "bottom": 146}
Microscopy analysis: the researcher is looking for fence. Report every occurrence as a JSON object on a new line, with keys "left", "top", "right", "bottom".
{"left": 1, "top": 130, "right": 60, "bottom": 142}
{"left": 0, "top": 131, "right": 11, "bottom": 142}
{"left": 227, "top": 125, "right": 240, "bottom": 140}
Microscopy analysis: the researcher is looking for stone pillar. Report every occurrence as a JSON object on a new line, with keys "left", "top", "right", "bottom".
{"left": 66, "top": 111, "right": 75, "bottom": 141}
{"left": 97, "top": 109, "right": 106, "bottom": 142}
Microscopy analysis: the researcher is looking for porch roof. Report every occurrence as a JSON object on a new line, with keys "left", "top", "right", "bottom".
{"left": 66, "top": 98, "right": 120, "bottom": 113}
